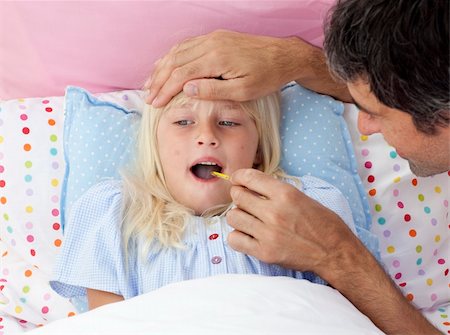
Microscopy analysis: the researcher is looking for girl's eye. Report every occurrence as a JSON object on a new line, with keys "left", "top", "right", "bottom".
{"left": 219, "top": 120, "right": 239, "bottom": 127}
{"left": 175, "top": 120, "right": 193, "bottom": 126}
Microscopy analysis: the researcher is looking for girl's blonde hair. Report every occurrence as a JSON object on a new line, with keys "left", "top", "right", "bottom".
{"left": 121, "top": 92, "right": 289, "bottom": 256}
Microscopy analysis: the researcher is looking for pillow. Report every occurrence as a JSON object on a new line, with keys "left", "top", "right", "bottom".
{"left": 0, "top": 0, "right": 335, "bottom": 99}
{"left": 0, "top": 96, "right": 77, "bottom": 332}
{"left": 280, "top": 83, "right": 377, "bottom": 255}
{"left": 343, "top": 104, "right": 449, "bottom": 331}
{"left": 61, "top": 84, "right": 379, "bottom": 259}
{"left": 61, "top": 87, "right": 144, "bottom": 227}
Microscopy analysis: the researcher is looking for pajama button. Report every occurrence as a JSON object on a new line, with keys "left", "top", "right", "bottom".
{"left": 211, "top": 256, "right": 222, "bottom": 264}
{"left": 209, "top": 233, "right": 219, "bottom": 240}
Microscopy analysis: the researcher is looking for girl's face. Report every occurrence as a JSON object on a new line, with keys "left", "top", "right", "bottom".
{"left": 157, "top": 99, "right": 260, "bottom": 215}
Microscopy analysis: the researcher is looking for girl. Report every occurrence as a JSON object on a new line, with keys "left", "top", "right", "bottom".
{"left": 51, "top": 92, "right": 355, "bottom": 310}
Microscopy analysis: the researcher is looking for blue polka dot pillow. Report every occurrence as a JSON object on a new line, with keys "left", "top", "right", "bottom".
{"left": 62, "top": 87, "right": 144, "bottom": 225}
{"left": 62, "top": 84, "right": 379, "bottom": 257}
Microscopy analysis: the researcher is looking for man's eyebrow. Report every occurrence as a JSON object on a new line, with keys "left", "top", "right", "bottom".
{"left": 352, "top": 99, "right": 377, "bottom": 115}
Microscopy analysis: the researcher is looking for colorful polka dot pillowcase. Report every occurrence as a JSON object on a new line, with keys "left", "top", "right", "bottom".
{"left": 0, "top": 96, "right": 76, "bottom": 332}
{"left": 61, "top": 85, "right": 378, "bottom": 259}
{"left": 343, "top": 104, "right": 449, "bottom": 332}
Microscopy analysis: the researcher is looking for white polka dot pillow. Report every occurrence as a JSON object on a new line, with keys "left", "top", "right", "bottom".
{"left": 0, "top": 96, "right": 77, "bottom": 331}
{"left": 343, "top": 104, "right": 449, "bottom": 332}
{"left": 61, "top": 84, "right": 379, "bottom": 258}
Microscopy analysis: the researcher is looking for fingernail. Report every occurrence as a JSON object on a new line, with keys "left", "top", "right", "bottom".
{"left": 184, "top": 83, "right": 198, "bottom": 97}
{"left": 151, "top": 97, "right": 159, "bottom": 107}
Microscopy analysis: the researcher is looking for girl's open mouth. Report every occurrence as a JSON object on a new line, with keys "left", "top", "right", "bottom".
{"left": 190, "top": 162, "right": 223, "bottom": 180}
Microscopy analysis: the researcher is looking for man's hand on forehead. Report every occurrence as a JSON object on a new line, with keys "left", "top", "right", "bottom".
{"left": 145, "top": 30, "right": 302, "bottom": 107}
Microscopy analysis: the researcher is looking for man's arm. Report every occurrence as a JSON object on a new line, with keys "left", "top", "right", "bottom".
{"left": 325, "top": 233, "right": 440, "bottom": 335}
{"left": 292, "top": 40, "right": 351, "bottom": 103}
{"left": 146, "top": 30, "right": 351, "bottom": 107}
{"left": 226, "top": 168, "right": 441, "bottom": 335}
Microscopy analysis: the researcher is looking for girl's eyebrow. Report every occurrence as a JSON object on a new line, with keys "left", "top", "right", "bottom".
{"left": 169, "top": 102, "right": 243, "bottom": 114}
{"left": 178, "top": 102, "right": 193, "bottom": 108}
{"left": 167, "top": 104, "right": 193, "bottom": 114}
{"left": 218, "top": 104, "right": 244, "bottom": 115}
{"left": 222, "top": 103, "right": 241, "bottom": 110}
{"left": 217, "top": 109, "right": 245, "bottom": 119}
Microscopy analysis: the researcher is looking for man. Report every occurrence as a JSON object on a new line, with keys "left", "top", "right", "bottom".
{"left": 146, "top": 1, "right": 449, "bottom": 334}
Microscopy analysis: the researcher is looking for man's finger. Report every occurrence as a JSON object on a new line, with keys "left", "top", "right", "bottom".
{"left": 147, "top": 56, "right": 191, "bottom": 106}
{"left": 146, "top": 59, "right": 174, "bottom": 105}
{"left": 151, "top": 59, "right": 223, "bottom": 107}
{"left": 146, "top": 39, "right": 208, "bottom": 104}
{"left": 227, "top": 228, "right": 258, "bottom": 255}
{"left": 229, "top": 186, "right": 269, "bottom": 221}
{"left": 231, "top": 169, "right": 284, "bottom": 200}
{"left": 226, "top": 207, "right": 263, "bottom": 237}
{"left": 168, "top": 34, "right": 206, "bottom": 55}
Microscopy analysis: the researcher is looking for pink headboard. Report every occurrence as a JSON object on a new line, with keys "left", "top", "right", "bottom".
{"left": 0, "top": 1, "right": 334, "bottom": 99}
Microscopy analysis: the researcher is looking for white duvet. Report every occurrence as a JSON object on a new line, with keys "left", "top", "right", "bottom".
{"left": 29, "top": 275, "right": 384, "bottom": 335}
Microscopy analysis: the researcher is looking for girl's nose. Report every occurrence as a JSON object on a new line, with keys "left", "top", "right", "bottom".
{"left": 197, "top": 138, "right": 217, "bottom": 146}
{"left": 196, "top": 124, "right": 219, "bottom": 146}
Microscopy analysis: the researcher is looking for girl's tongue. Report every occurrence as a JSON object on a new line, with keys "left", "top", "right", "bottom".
{"left": 191, "top": 164, "right": 222, "bottom": 179}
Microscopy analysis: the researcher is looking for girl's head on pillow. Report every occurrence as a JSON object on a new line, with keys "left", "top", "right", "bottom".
{"left": 143, "top": 92, "right": 282, "bottom": 214}
{"left": 122, "top": 92, "right": 284, "bottom": 249}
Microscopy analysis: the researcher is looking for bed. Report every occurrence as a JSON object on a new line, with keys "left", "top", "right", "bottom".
{"left": 0, "top": 1, "right": 448, "bottom": 334}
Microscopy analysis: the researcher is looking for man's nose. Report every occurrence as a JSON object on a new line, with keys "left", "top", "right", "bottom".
{"left": 357, "top": 111, "right": 381, "bottom": 135}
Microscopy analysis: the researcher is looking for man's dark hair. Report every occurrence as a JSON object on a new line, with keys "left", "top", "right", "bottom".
{"left": 324, "top": 0, "right": 449, "bottom": 134}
